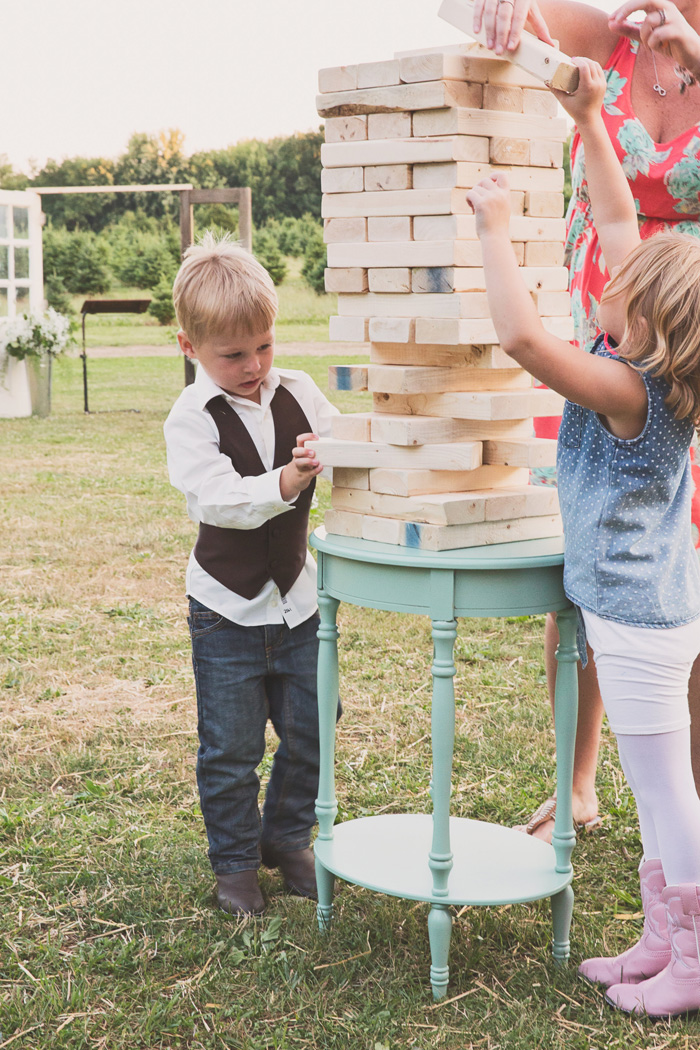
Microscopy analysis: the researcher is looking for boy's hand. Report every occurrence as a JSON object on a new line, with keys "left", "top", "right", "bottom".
{"left": 280, "top": 433, "right": 323, "bottom": 501}
{"left": 550, "top": 57, "right": 607, "bottom": 127}
{"left": 465, "top": 174, "right": 511, "bottom": 237}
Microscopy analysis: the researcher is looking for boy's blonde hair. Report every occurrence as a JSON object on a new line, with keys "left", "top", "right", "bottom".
{"left": 604, "top": 233, "right": 700, "bottom": 424}
{"left": 173, "top": 231, "right": 278, "bottom": 347}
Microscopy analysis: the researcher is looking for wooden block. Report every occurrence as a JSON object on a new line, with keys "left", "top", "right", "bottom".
{"left": 324, "top": 267, "right": 368, "bottom": 293}
{"left": 338, "top": 291, "right": 491, "bottom": 319}
{"left": 490, "top": 137, "right": 530, "bottom": 166}
{"left": 535, "top": 290, "right": 571, "bottom": 316}
{"left": 523, "top": 88, "right": 560, "bottom": 116}
{"left": 482, "top": 84, "right": 524, "bottom": 112}
{"left": 369, "top": 342, "right": 515, "bottom": 368}
{"left": 332, "top": 486, "right": 486, "bottom": 526}
{"left": 368, "top": 363, "right": 530, "bottom": 394}
{"left": 414, "top": 156, "right": 495, "bottom": 188}
{"left": 367, "top": 216, "right": 412, "bottom": 242}
{"left": 319, "top": 65, "right": 358, "bottom": 93}
{"left": 364, "top": 165, "right": 412, "bottom": 192}
{"left": 324, "top": 217, "right": 367, "bottom": 243}
{"left": 529, "top": 139, "right": 565, "bottom": 168}
{"left": 328, "top": 365, "right": 369, "bottom": 392}
{"left": 316, "top": 80, "right": 482, "bottom": 118}
{"left": 306, "top": 438, "right": 483, "bottom": 471}
{"left": 372, "top": 387, "right": 564, "bottom": 421}
{"left": 395, "top": 45, "right": 555, "bottom": 88}
{"left": 322, "top": 187, "right": 478, "bottom": 218}
{"left": 329, "top": 315, "right": 369, "bottom": 342}
{"left": 327, "top": 508, "right": 563, "bottom": 550}
{"left": 524, "top": 191, "right": 564, "bottom": 217}
{"left": 369, "top": 317, "right": 415, "bottom": 343}
{"left": 483, "top": 437, "right": 557, "bottom": 467}
{"left": 524, "top": 241, "right": 566, "bottom": 266}
{"left": 412, "top": 107, "right": 567, "bottom": 140}
{"left": 411, "top": 267, "right": 455, "bottom": 293}
{"left": 368, "top": 268, "right": 412, "bottom": 293}
{"left": 412, "top": 266, "right": 569, "bottom": 293}
{"left": 366, "top": 162, "right": 565, "bottom": 195}
{"left": 333, "top": 467, "right": 370, "bottom": 490}
{"left": 399, "top": 52, "right": 477, "bottom": 83}
{"left": 357, "top": 59, "right": 401, "bottom": 88}
{"left": 369, "top": 464, "right": 530, "bottom": 495}
{"left": 370, "top": 413, "right": 489, "bottom": 445}
{"left": 332, "top": 484, "right": 559, "bottom": 526}
{"left": 412, "top": 213, "right": 565, "bottom": 242}
{"left": 321, "top": 167, "right": 364, "bottom": 194}
{"left": 332, "top": 412, "right": 373, "bottom": 441}
{"left": 372, "top": 397, "right": 535, "bottom": 437}
{"left": 324, "top": 116, "right": 368, "bottom": 143}
{"left": 328, "top": 240, "right": 508, "bottom": 268}
{"left": 408, "top": 230, "right": 523, "bottom": 267}
{"left": 322, "top": 135, "right": 493, "bottom": 168}
{"left": 324, "top": 508, "right": 363, "bottom": 539}
{"left": 415, "top": 315, "right": 573, "bottom": 344}
{"left": 368, "top": 113, "right": 412, "bottom": 139}
{"left": 438, "top": 0, "right": 580, "bottom": 92}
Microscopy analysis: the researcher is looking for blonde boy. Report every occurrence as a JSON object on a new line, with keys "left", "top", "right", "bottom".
{"left": 164, "top": 234, "right": 338, "bottom": 915}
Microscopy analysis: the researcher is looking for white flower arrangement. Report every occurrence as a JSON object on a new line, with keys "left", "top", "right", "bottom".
{"left": 0, "top": 308, "right": 74, "bottom": 363}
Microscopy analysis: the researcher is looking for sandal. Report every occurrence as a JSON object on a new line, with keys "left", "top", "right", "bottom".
{"left": 514, "top": 797, "right": 604, "bottom": 836}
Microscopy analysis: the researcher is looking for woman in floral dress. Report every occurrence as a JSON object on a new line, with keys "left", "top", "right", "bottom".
{"left": 473, "top": 0, "right": 700, "bottom": 842}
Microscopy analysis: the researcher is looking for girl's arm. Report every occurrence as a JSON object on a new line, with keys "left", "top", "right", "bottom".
{"left": 465, "top": 175, "right": 647, "bottom": 434}
{"left": 553, "top": 58, "right": 641, "bottom": 277}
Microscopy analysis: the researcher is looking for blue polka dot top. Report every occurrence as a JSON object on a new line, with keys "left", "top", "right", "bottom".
{"left": 557, "top": 334, "right": 700, "bottom": 629}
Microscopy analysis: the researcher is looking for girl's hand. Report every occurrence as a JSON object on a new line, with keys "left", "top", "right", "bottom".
{"left": 472, "top": 0, "right": 555, "bottom": 55}
{"left": 465, "top": 174, "right": 512, "bottom": 236}
{"left": 550, "top": 56, "right": 607, "bottom": 126}
{"left": 610, "top": 0, "right": 700, "bottom": 77}
{"left": 280, "top": 433, "right": 323, "bottom": 500}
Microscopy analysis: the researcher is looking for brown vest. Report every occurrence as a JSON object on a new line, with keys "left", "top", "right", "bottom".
{"left": 193, "top": 385, "right": 316, "bottom": 600}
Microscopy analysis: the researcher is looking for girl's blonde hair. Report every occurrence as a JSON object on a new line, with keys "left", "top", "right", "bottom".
{"left": 603, "top": 233, "right": 700, "bottom": 424}
{"left": 173, "top": 231, "right": 278, "bottom": 347}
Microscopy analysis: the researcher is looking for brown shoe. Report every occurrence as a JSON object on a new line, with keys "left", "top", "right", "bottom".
{"left": 215, "top": 870, "right": 264, "bottom": 915}
{"left": 261, "top": 846, "right": 317, "bottom": 899}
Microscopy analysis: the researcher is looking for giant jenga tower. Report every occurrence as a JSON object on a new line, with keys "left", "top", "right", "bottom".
{"left": 309, "top": 9, "right": 576, "bottom": 552}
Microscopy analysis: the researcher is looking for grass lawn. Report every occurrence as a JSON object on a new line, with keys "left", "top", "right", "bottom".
{"left": 75, "top": 259, "right": 336, "bottom": 349}
{"left": 0, "top": 354, "right": 693, "bottom": 1049}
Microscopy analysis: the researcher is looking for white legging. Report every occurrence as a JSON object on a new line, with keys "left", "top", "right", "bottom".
{"left": 582, "top": 610, "right": 700, "bottom": 886}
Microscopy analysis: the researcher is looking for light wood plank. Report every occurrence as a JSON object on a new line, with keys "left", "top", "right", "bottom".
{"left": 369, "top": 464, "right": 529, "bottom": 495}
{"left": 371, "top": 387, "right": 565, "bottom": 420}
{"left": 333, "top": 467, "right": 371, "bottom": 490}
{"left": 322, "top": 188, "right": 476, "bottom": 218}
{"left": 483, "top": 437, "right": 558, "bottom": 467}
{"left": 324, "top": 116, "right": 368, "bottom": 143}
{"left": 369, "top": 342, "right": 514, "bottom": 368}
{"left": 328, "top": 364, "right": 368, "bottom": 392}
{"left": 332, "top": 484, "right": 559, "bottom": 526}
{"left": 411, "top": 266, "right": 569, "bottom": 293}
{"left": 368, "top": 363, "right": 530, "bottom": 394}
{"left": 326, "top": 508, "right": 563, "bottom": 549}
{"left": 415, "top": 315, "right": 574, "bottom": 344}
{"left": 316, "top": 79, "right": 482, "bottom": 117}
{"left": 321, "top": 135, "right": 493, "bottom": 168}
{"left": 306, "top": 438, "right": 483, "bottom": 470}
{"left": 337, "top": 291, "right": 491, "bottom": 319}
{"left": 438, "top": 0, "right": 580, "bottom": 92}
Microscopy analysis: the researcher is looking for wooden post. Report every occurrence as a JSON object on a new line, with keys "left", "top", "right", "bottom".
{"left": 179, "top": 190, "right": 196, "bottom": 386}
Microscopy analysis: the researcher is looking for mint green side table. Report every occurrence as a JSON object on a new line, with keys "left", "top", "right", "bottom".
{"left": 310, "top": 527, "right": 579, "bottom": 1000}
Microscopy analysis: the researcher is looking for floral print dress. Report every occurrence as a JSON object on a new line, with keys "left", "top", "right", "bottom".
{"left": 535, "top": 35, "right": 700, "bottom": 543}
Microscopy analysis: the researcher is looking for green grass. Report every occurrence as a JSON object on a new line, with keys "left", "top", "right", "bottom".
{"left": 1, "top": 356, "right": 696, "bottom": 1049}
{"left": 74, "top": 260, "right": 336, "bottom": 348}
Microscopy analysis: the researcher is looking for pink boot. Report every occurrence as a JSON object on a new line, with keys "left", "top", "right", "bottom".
{"left": 578, "top": 859, "right": 670, "bottom": 986}
{"left": 606, "top": 883, "right": 700, "bottom": 1017}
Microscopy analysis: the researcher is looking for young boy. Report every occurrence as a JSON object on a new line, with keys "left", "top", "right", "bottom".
{"left": 164, "top": 233, "right": 338, "bottom": 916}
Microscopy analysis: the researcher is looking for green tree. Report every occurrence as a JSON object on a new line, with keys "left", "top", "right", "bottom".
{"left": 148, "top": 273, "right": 176, "bottom": 325}
{"left": 301, "top": 225, "right": 327, "bottom": 294}
{"left": 42, "top": 227, "right": 111, "bottom": 294}
{"left": 253, "top": 228, "right": 287, "bottom": 286}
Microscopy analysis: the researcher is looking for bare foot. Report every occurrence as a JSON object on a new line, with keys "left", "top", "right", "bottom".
{"left": 514, "top": 793, "right": 602, "bottom": 844}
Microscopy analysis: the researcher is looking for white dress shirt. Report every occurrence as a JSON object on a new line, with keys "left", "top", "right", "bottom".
{"left": 164, "top": 362, "right": 338, "bottom": 627}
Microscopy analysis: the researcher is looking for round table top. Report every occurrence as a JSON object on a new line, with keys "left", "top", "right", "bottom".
{"left": 311, "top": 527, "right": 565, "bottom": 572}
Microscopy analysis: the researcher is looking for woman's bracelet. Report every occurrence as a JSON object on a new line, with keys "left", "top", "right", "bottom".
{"left": 675, "top": 63, "right": 699, "bottom": 92}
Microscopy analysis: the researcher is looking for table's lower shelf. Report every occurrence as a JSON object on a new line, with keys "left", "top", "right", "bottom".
{"left": 314, "top": 814, "right": 572, "bottom": 906}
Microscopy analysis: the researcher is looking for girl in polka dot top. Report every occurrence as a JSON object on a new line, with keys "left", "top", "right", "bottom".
{"left": 468, "top": 57, "right": 700, "bottom": 1019}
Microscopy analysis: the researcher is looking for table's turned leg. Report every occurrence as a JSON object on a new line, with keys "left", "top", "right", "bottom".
{"left": 551, "top": 604, "right": 579, "bottom": 963}
{"left": 428, "top": 617, "right": 457, "bottom": 1000}
{"left": 315, "top": 588, "right": 340, "bottom": 932}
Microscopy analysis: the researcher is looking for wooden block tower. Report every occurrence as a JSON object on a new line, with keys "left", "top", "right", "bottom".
{"left": 310, "top": 26, "right": 575, "bottom": 552}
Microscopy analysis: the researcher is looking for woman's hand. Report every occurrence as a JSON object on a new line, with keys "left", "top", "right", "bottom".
{"left": 610, "top": 0, "right": 700, "bottom": 77}
{"left": 465, "top": 174, "right": 512, "bottom": 236}
{"left": 550, "top": 56, "right": 607, "bottom": 125}
{"left": 472, "top": 0, "right": 555, "bottom": 54}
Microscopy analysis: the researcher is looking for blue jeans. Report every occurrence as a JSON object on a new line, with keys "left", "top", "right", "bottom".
{"left": 188, "top": 597, "right": 324, "bottom": 875}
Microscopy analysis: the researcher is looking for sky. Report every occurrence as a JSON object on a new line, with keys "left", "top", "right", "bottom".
{"left": 2, "top": 0, "right": 617, "bottom": 174}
